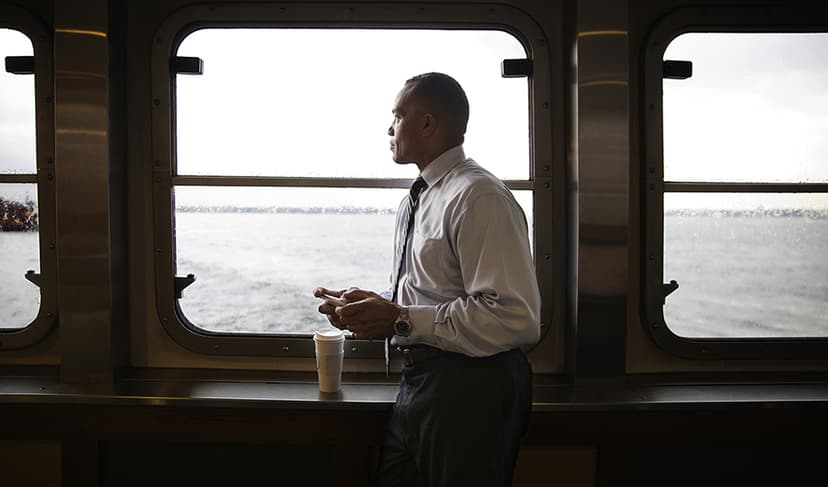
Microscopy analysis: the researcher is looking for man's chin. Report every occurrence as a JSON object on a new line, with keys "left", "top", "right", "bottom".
{"left": 391, "top": 153, "right": 415, "bottom": 165}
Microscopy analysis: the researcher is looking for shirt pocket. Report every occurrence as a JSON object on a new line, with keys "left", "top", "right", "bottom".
{"left": 410, "top": 229, "right": 444, "bottom": 280}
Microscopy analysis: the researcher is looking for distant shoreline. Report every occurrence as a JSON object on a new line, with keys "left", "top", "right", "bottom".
{"left": 175, "top": 206, "right": 828, "bottom": 219}
{"left": 175, "top": 206, "right": 396, "bottom": 215}
{"left": 664, "top": 208, "right": 828, "bottom": 219}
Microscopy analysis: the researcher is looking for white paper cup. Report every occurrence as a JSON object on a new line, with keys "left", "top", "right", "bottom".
{"left": 313, "top": 328, "right": 345, "bottom": 392}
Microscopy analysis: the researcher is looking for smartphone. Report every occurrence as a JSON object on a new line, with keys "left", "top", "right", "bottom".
{"left": 318, "top": 293, "right": 346, "bottom": 307}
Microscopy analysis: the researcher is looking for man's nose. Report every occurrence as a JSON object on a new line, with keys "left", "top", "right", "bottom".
{"left": 387, "top": 125, "right": 394, "bottom": 136}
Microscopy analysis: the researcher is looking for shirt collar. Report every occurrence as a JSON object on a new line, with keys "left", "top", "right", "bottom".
{"left": 420, "top": 145, "right": 466, "bottom": 188}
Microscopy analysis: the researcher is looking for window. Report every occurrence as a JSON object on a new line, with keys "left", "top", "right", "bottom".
{"left": 173, "top": 28, "right": 529, "bottom": 335}
{"left": 644, "top": 16, "right": 828, "bottom": 358}
{"left": 0, "top": 9, "right": 56, "bottom": 350}
{"left": 0, "top": 28, "right": 37, "bottom": 331}
{"left": 151, "top": 4, "right": 551, "bottom": 357}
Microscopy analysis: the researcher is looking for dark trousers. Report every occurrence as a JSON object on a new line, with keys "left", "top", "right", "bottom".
{"left": 375, "top": 348, "right": 533, "bottom": 487}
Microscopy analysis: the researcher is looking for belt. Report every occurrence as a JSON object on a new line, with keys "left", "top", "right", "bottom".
{"left": 398, "top": 345, "right": 446, "bottom": 367}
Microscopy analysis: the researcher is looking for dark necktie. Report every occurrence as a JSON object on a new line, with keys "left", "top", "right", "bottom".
{"left": 392, "top": 176, "right": 428, "bottom": 303}
{"left": 386, "top": 176, "right": 427, "bottom": 375}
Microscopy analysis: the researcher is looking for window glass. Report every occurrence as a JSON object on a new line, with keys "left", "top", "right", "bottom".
{"left": 175, "top": 186, "right": 402, "bottom": 333}
{"left": 174, "top": 187, "right": 533, "bottom": 334}
{"left": 172, "top": 28, "right": 533, "bottom": 335}
{"left": 175, "top": 29, "right": 529, "bottom": 179}
{"left": 663, "top": 33, "right": 828, "bottom": 183}
{"left": 0, "top": 28, "right": 35, "bottom": 174}
{"left": 1, "top": 28, "right": 39, "bottom": 331}
{"left": 663, "top": 193, "right": 828, "bottom": 338}
{"left": 660, "top": 32, "right": 828, "bottom": 341}
{"left": 0, "top": 184, "right": 40, "bottom": 329}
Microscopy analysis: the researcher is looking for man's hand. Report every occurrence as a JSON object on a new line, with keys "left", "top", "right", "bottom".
{"left": 313, "top": 287, "right": 348, "bottom": 330}
{"left": 336, "top": 289, "right": 400, "bottom": 340}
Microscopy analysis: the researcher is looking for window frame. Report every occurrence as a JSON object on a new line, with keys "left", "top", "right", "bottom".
{"left": 642, "top": 5, "right": 828, "bottom": 360}
{"left": 150, "top": 3, "right": 554, "bottom": 358}
{"left": 0, "top": 5, "right": 57, "bottom": 350}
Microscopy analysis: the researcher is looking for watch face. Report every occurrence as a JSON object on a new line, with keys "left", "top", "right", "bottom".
{"left": 394, "top": 320, "right": 411, "bottom": 337}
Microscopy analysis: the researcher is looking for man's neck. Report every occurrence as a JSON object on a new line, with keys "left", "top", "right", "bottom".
{"left": 416, "top": 142, "right": 461, "bottom": 172}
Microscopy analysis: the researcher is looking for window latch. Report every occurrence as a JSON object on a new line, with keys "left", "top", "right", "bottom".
{"left": 174, "top": 274, "right": 196, "bottom": 299}
{"left": 25, "top": 270, "right": 42, "bottom": 288}
{"left": 5, "top": 56, "right": 34, "bottom": 75}
{"left": 662, "top": 279, "right": 679, "bottom": 304}
{"left": 663, "top": 60, "right": 692, "bottom": 80}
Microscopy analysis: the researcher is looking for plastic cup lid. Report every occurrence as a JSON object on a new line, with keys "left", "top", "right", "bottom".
{"left": 313, "top": 328, "right": 345, "bottom": 342}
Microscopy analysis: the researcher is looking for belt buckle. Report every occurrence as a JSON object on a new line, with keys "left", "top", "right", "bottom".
{"left": 401, "top": 348, "right": 415, "bottom": 367}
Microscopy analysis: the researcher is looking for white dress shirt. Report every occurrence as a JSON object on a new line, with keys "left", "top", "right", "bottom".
{"left": 389, "top": 145, "right": 541, "bottom": 357}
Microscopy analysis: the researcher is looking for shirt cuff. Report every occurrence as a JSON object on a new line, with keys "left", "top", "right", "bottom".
{"left": 394, "top": 304, "right": 437, "bottom": 347}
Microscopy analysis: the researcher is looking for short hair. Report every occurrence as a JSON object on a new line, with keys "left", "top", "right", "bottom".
{"left": 403, "top": 72, "right": 470, "bottom": 137}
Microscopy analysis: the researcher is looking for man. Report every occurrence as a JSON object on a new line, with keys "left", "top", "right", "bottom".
{"left": 314, "top": 72, "right": 540, "bottom": 487}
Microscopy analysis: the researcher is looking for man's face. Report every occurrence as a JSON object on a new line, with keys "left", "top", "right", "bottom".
{"left": 388, "top": 87, "right": 424, "bottom": 165}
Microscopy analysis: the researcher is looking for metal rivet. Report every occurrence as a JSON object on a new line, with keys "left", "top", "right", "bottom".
{"left": 543, "top": 101, "right": 550, "bottom": 109}
{"left": 648, "top": 254, "right": 655, "bottom": 261}
{"left": 351, "top": 347, "right": 358, "bottom": 353}
{"left": 282, "top": 346, "right": 289, "bottom": 352}
{"left": 544, "top": 254, "right": 551, "bottom": 260}
{"left": 544, "top": 165, "right": 551, "bottom": 172}
{"left": 153, "top": 98, "right": 160, "bottom": 106}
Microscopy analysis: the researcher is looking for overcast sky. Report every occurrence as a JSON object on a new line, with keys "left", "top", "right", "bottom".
{"left": 1, "top": 28, "right": 827, "bottom": 209}
{"left": 174, "top": 28, "right": 528, "bottom": 209}
{"left": 663, "top": 32, "right": 828, "bottom": 209}
{"left": 0, "top": 28, "right": 34, "bottom": 174}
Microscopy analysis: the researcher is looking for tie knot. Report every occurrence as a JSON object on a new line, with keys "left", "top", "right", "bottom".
{"left": 410, "top": 177, "right": 428, "bottom": 200}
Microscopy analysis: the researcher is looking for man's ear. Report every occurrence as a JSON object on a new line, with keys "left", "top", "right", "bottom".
{"left": 422, "top": 113, "right": 438, "bottom": 136}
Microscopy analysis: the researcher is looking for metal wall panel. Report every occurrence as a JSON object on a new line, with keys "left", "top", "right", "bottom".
{"left": 54, "top": 0, "right": 113, "bottom": 382}
{"left": 573, "top": 0, "right": 630, "bottom": 380}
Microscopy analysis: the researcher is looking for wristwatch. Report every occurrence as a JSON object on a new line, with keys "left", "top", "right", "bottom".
{"left": 393, "top": 306, "right": 412, "bottom": 337}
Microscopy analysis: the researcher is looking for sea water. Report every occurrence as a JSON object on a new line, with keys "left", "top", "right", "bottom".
{"left": 2, "top": 211, "right": 827, "bottom": 338}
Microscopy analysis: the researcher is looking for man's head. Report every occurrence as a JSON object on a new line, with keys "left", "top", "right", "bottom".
{"left": 388, "top": 72, "right": 469, "bottom": 170}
